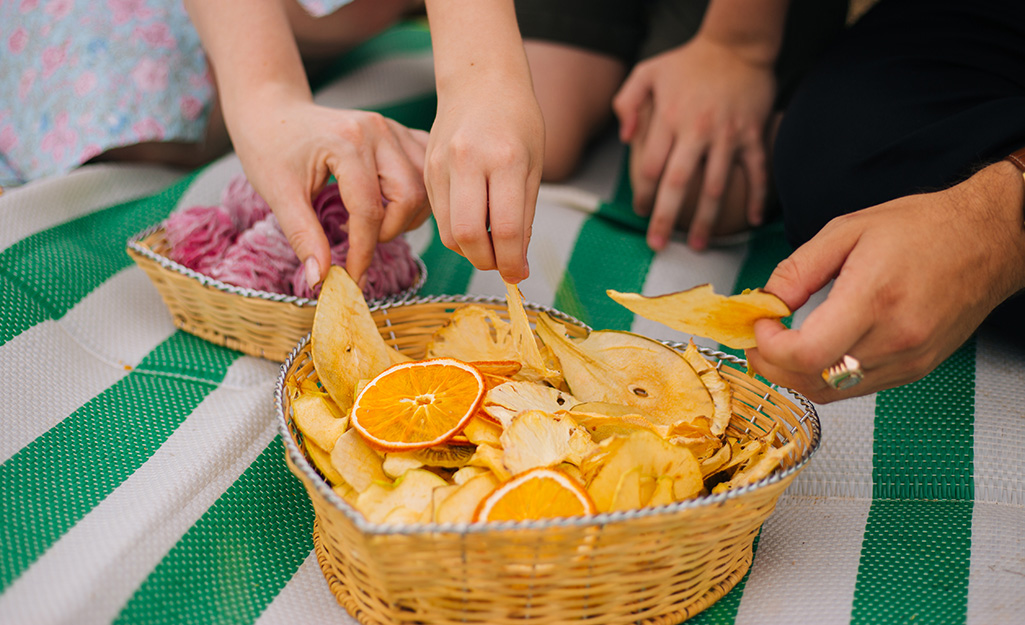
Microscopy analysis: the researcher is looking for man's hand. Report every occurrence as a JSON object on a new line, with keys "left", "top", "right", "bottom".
{"left": 747, "top": 162, "right": 1025, "bottom": 403}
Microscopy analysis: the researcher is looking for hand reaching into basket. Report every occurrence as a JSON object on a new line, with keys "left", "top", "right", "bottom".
{"left": 423, "top": 0, "right": 544, "bottom": 285}
{"left": 747, "top": 161, "right": 1025, "bottom": 403}
{"left": 186, "top": 0, "right": 432, "bottom": 290}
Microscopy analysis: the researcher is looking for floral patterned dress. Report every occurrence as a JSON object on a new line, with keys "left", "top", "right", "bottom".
{"left": 0, "top": 0, "right": 352, "bottom": 188}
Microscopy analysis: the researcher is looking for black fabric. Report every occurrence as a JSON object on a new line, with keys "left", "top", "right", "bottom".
{"left": 514, "top": 0, "right": 849, "bottom": 109}
{"left": 773, "top": 0, "right": 1025, "bottom": 339}
{"left": 775, "top": 0, "right": 1025, "bottom": 245}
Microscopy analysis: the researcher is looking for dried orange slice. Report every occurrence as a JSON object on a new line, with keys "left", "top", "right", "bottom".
{"left": 351, "top": 358, "right": 486, "bottom": 451}
{"left": 474, "top": 467, "right": 597, "bottom": 522}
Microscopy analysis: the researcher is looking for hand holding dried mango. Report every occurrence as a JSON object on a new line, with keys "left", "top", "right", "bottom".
{"left": 747, "top": 162, "right": 1025, "bottom": 404}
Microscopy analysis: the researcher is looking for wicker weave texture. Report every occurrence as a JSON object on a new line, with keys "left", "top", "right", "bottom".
{"left": 277, "top": 299, "right": 819, "bottom": 625}
{"left": 126, "top": 227, "right": 424, "bottom": 362}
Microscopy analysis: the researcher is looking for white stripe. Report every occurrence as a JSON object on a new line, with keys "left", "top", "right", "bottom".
{"left": 966, "top": 502, "right": 1025, "bottom": 625}
{"left": 967, "top": 331, "right": 1025, "bottom": 625}
{"left": 0, "top": 268, "right": 176, "bottom": 463}
{"left": 467, "top": 200, "right": 591, "bottom": 307}
{"left": 971, "top": 331, "right": 1025, "bottom": 507}
{"left": 255, "top": 552, "right": 358, "bottom": 625}
{"left": 736, "top": 494, "right": 869, "bottom": 625}
{"left": 0, "top": 358, "right": 279, "bottom": 625}
{"left": 313, "top": 54, "right": 436, "bottom": 112}
{"left": 0, "top": 164, "right": 182, "bottom": 252}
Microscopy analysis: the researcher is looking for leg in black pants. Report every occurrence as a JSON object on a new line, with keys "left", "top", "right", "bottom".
{"left": 773, "top": 0, "right": 1025, "bottom": 340}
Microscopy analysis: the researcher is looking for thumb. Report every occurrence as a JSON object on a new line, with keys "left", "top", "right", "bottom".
{"left": 612, "top": 68, "right": 652, "bottom": 143}
{"left": 272, "top": 192, "right": 332, "bottom": 291}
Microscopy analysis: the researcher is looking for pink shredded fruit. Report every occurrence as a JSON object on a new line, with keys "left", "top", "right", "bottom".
{"left": 163, "top": 177, "right": 420, "bottom": 301}
{"left": 221, "top": 174, "right": 271, "bottom": 231}
{"left": 163, "top": 205, "right": 237, "bottom": 275}
{"left": 291, "top": 236, "right": 420, "bottom": 301}
{"left": 208, "top": 213, "right": 300, "bottom": 293}
{"left": 313, "top": 184, "right": 349, "bottom": 245}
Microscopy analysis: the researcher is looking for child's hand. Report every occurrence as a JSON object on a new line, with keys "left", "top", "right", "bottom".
{"left": 229, "top": 88, "right": 430, "bottom": 288}
{"left": 425, "top": 72, "right": 544, "bottom": 284}
{"left": 614, "top": 35, "right": 775, "bottom": 252}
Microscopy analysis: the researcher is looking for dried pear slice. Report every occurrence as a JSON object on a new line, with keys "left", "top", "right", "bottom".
{"left": 681, "top": 340, "right": 733, "bottom": 436}
{"left": 535, "top": 313, "right": 714, "bottom": 426}
{"left": 311, "top": 266, "right": 394, "bottom": 413}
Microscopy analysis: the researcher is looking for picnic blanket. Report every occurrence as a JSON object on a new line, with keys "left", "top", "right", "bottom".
{"left": 2, "top": 23, "right": 1023, "bottom": 625}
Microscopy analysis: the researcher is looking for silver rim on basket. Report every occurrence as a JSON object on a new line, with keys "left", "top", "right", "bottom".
{"left": 275, "top": 294, "right": 822, "bottom": 536}
{"left": 127, "top": 223, "right": 428, "bottom": 306}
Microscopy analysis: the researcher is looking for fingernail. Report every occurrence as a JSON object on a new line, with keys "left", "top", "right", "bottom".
{"left": 522, "top": 261, "right": 530, "bottom": 280}
{"left": 304, "top": 256, "right": 321, "bottom": 290}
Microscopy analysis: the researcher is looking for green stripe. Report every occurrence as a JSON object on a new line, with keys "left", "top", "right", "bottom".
{"left": 0, "top": 170, "right": 199, "bottom": 346}
{"left": 0, "top": 332, "right": 238, "bottom": 591}
{"left": 556, "top": 153, "right": 653, "bottom": 331}
{"left": 312, "top": 21, "right": 432, "bottom": 91}
{"left": 688, "top": 533, "right": 760, "bottom": 625}
{"left": 113, "top": 438, "right": 314, "bottom": 625}
{"left": 419, "top": 221, "right": 476, "bottom": 296}
{"left": 373, "top": 93, "right": 437, "bottom": 133}
{"left": 851, "top": 340, "right": 976, "bottom": 625}
{"left": 556, "top": 214, "right": 653, "bottom": 330}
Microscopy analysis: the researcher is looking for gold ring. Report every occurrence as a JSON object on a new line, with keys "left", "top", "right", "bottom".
{"left": 821, "top": 354, "right": 864, "bottom": 390}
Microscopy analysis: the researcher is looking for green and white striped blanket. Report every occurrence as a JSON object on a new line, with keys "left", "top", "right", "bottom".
{"left": 2, "top": 24, "right": 1023, "bottom": 625}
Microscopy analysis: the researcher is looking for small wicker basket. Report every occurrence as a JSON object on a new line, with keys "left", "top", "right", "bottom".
{"left": 276, "top": 296, "right": 821, "bottom": 625}
{"left": 126, "top": 224, "right": 426, "bottom": 362}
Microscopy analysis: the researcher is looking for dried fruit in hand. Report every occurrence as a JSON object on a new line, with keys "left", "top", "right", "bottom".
{"left": 606, "top": 284, "right": 790, "bottom": 349}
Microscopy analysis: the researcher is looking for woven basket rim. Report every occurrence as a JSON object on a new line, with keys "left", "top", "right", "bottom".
{"left": 127, "top": 223, "right": 428, "bottom": 307}
{"left": 275, "top": 294, "right": 822, "bottom": 536}
{"left": 277, "top": 294, "right": 822, "bottom": 534}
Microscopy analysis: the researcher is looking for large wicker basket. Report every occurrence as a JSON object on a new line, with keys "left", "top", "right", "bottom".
{"left": 126, "top": 224, "right": 426, "bottom": 362}
{"left": 275, "top": 295, "right": 821, "bottom": 625}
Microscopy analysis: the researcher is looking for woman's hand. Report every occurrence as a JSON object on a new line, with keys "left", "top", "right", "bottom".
{"left": 230, "top": 86, "right": 430, "bottom": 287}
{"left": 613, "top": 34, "right": 775, "bottom": 252}
{"left": 425, "top": 70, "right": 544, "bottom": 284}
{"left": 747, "top": 162, "right": 1025, "bottom": 403}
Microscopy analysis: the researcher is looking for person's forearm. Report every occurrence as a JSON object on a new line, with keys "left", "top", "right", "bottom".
{"left": 698, "top": 0, "right": 790, "bottom": 65}
{"left": 184, "top": 0, "right": 311, "bottom": 119}
{"left": 424, "top": 0, "right": 532, "bottom": 96}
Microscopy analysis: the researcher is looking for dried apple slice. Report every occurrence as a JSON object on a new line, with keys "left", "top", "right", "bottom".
{"left": 482, "top": 380, "right": 577, "bottom": 428}
{"left": 425, "top": 305, "right": 517, "bottom": 361}
{"left": 500, "top": 410, "right": 597, "bottom": 475}
{"left": 504, "top": 282, "right": 563, "bottom": 385}
{"left": 585, "top": 430, "right": 702, "bottom": 512}
{"left": 607, "top": 284, "right": 790, "bottom": 349}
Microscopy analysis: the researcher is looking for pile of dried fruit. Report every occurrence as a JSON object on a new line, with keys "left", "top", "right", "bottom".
{"left": 284, "top": 267, "right": 794, "bottom": 525}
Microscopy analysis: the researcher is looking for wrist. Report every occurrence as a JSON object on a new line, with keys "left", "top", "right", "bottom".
{"left": 972, "top": 160, "right": 1025, "bottom": 292}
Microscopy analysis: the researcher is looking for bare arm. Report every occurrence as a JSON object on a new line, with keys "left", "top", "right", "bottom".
{"left": 184, "top": 1, "right": 430, "bottom": 287}
{"left": 424, "top": 0, "right": 544, "bottom": 283}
